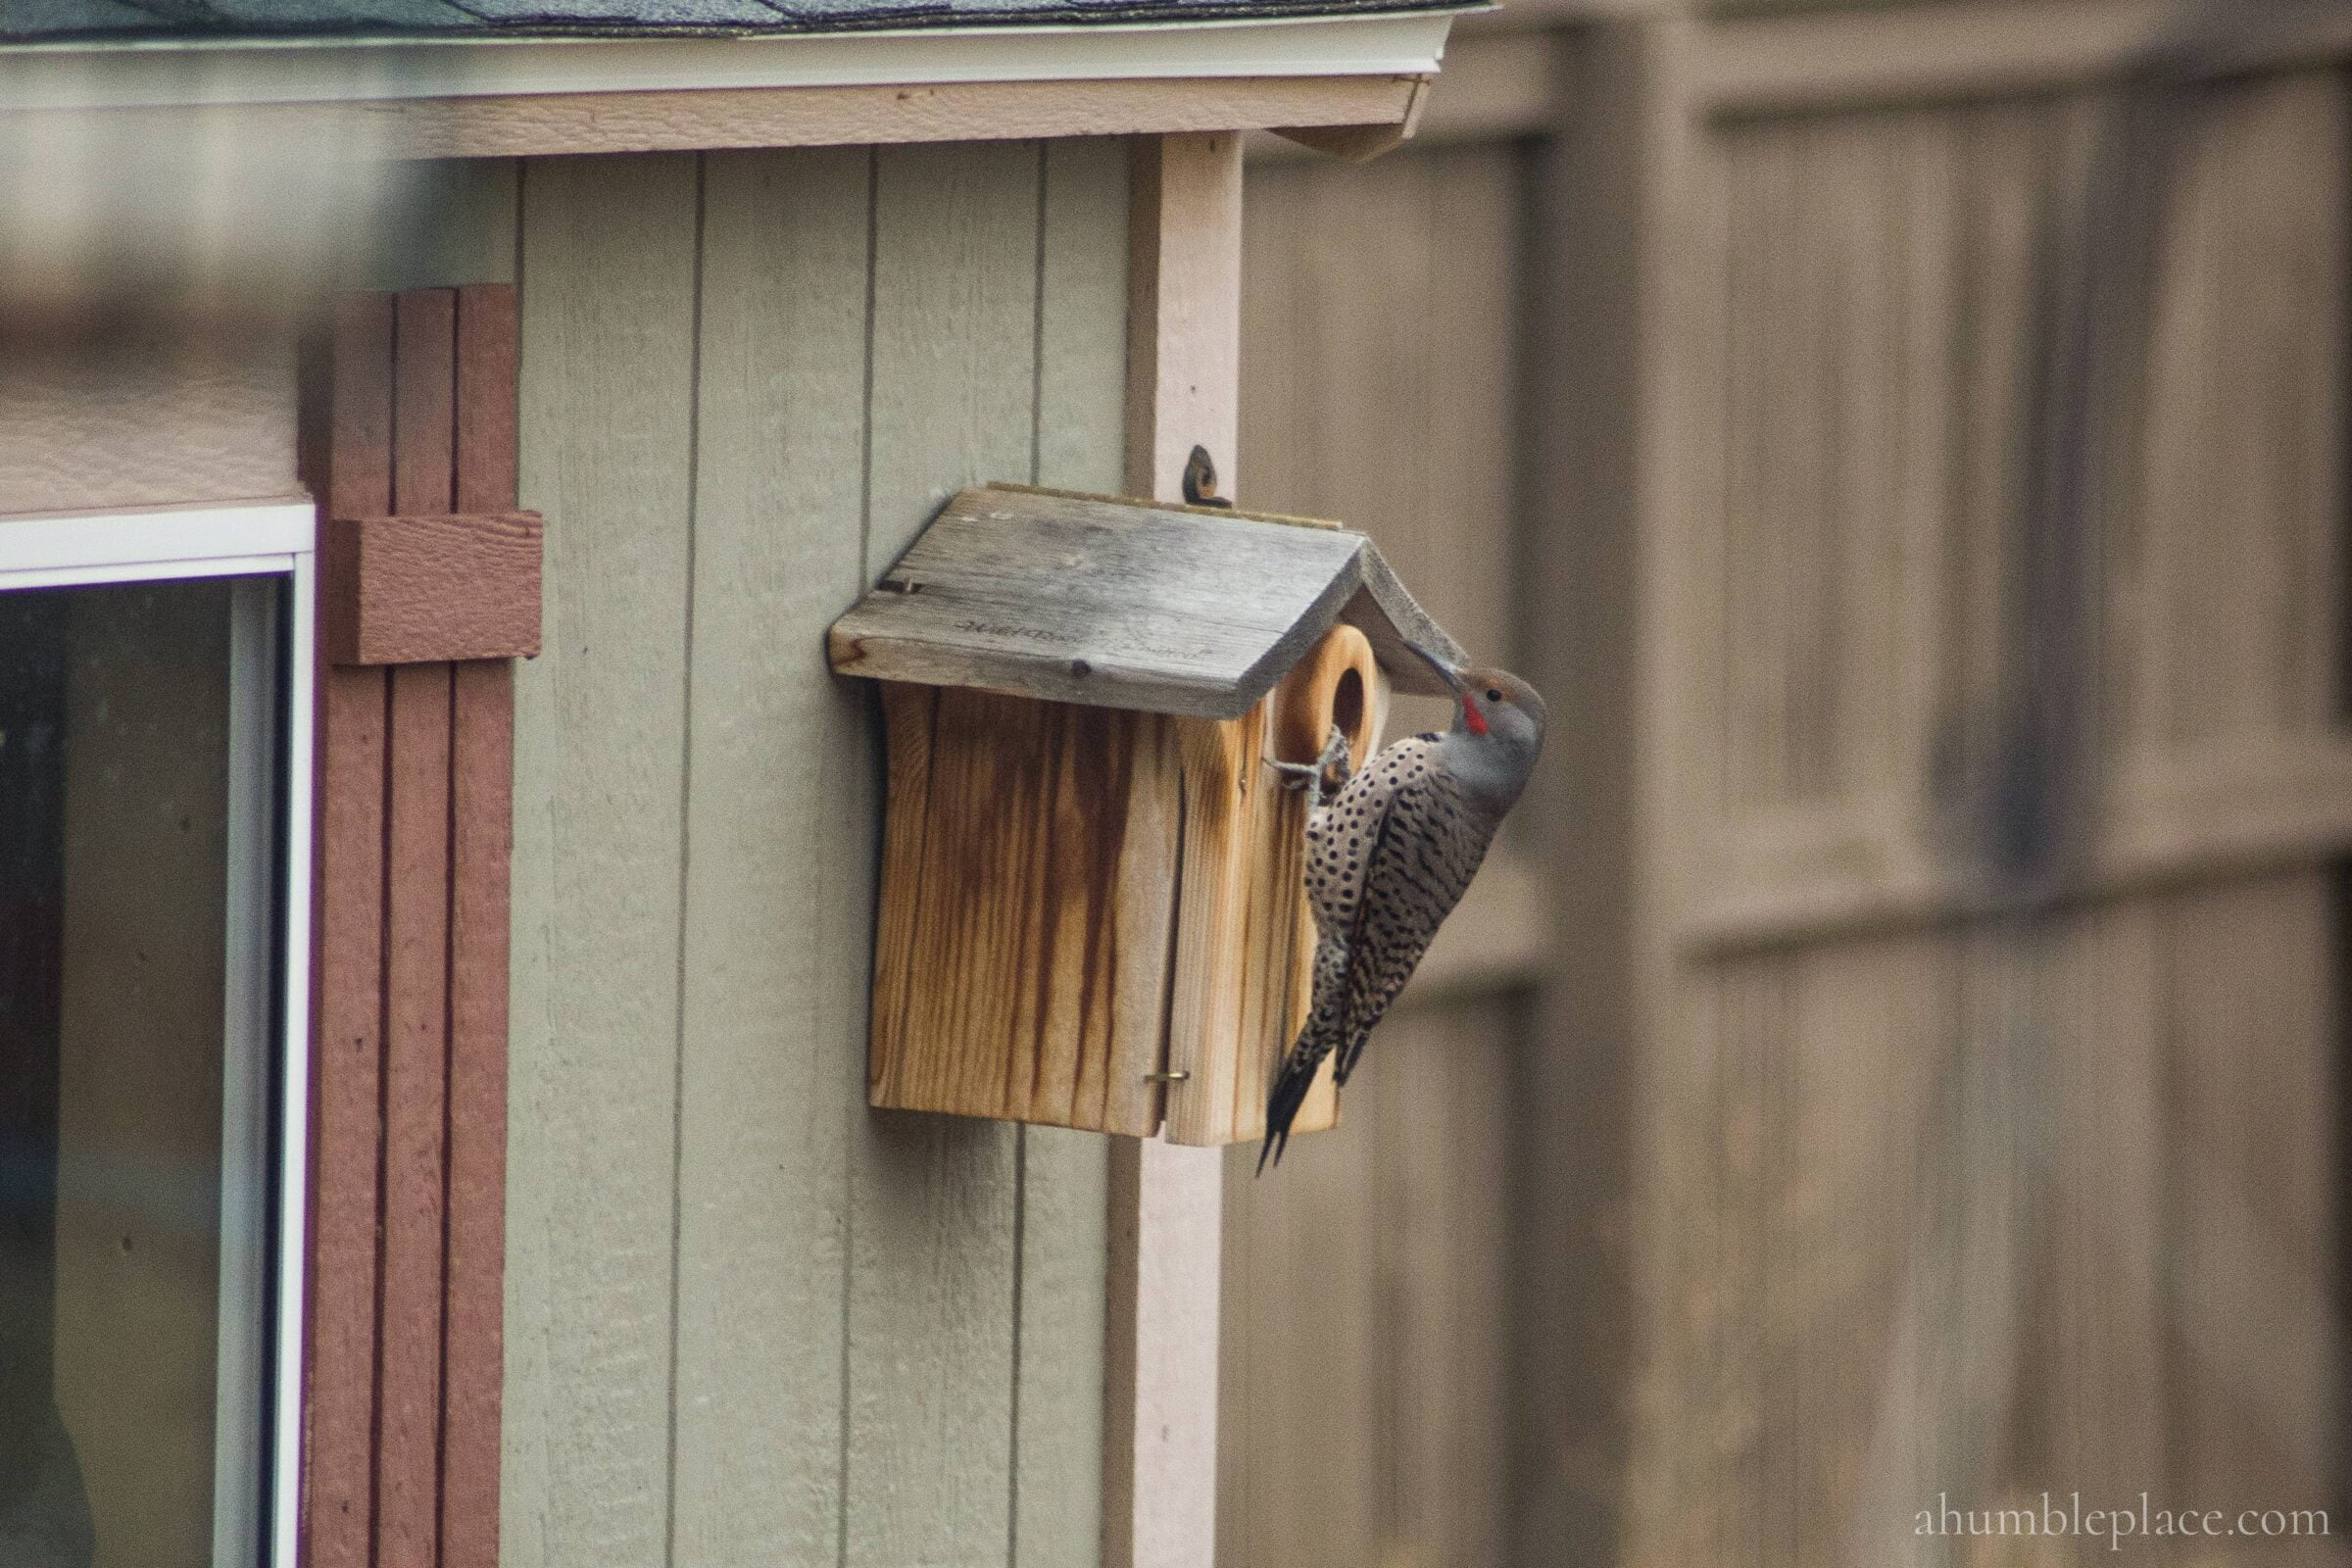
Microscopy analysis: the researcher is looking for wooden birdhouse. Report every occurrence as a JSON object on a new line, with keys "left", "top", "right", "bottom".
{"left": 828, "top": 482, "right": 1463, "bottom": 1147}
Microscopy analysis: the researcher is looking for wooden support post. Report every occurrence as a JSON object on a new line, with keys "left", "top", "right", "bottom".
{"left": 1105, "top": 128, "right": 1241, "bottom": 1568}
{"left": 1126, "top": 132, "right": 1243, "bottom": 505}
{"left": 1517, "top": 24, "right": 1655, "bottom": 1562}
{"left": 301, "top": 284, "right": 522, "bottom": 1568}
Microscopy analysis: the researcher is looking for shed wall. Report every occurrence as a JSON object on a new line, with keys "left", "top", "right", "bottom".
{"left": 503, "top": 140, "right": 1128, "bottom": 1568}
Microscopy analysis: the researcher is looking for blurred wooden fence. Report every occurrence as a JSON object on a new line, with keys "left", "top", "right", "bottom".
{"left": 1221, "top": 4, "right": 2352, "bottom": 1565}
{"left": 1220, "top": 138, "right": 1540, "bottom": 1568}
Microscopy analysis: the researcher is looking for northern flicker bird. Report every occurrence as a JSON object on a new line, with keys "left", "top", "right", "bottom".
{"left": 1260, "top": 645, "right": 1546, "bottom": 1171}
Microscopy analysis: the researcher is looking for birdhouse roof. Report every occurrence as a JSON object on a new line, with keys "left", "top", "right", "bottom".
{"left": 827, "top": 483, "right": 1466, "bottom": 720}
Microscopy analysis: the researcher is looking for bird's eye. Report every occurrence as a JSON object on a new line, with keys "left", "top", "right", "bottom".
{"left": 1485, "top": 687, "right": 1502, "bottom": 703}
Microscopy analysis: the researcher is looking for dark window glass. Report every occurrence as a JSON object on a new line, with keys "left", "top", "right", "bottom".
{"left": 0, "top": 578, "right": 278, "bottom": 1568}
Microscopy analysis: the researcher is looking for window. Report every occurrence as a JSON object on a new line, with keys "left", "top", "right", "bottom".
{"left": 0, "top": 504, "right": 313, "bottom": 1568}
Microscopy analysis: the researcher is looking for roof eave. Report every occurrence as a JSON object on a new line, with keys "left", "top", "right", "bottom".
{"left": 0, "top": 7, "right": 1468, "bottom": 106}
{"left": 0, "top": 8, "right": 1469, "bottom": 156}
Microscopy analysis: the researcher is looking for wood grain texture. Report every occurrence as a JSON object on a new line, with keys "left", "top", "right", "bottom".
{"left": 455, "top": 284, "right": 521, "bottom": 512}
{"left": 2166, "top": 874, "right": 2339, "bottom": 1540}
{"left": 303, "top": 292, "right": 394, "bottom": 1568}
{"left": 1107, "top": 126, "right": 1242, "bottom": 1568}
{"left": 298, "top": 271, "right": 529, "bottom": 1568}
{"left": 1221, "top": 999, "right": 1521, "bottom": 1566}
{"left": 845, "top": 136, "right": 1041, "bottom": 1568}
{"left": 831, "top": 486, "right": 1358, "bottom": 716}
{"left": 2038, "top": 901, "right": 2164, "bottom": 1516}
{"left": 7, "top": 74, "right": 1426, "bottom": 163}
{"left": 394, "top": 290, "right": 459, "bottom": 515}
{"left": 1162, "top": 625, "right": 1376, "bottom": 1146}
{"left": 670, "top": 143, "right": 871, "bottom": 1567}
{"left": 1512, "top": 32, "right": 1655, "bottom": 1560}
{"left": 1215, "top": 1042, "right": 1382, "bottom": 1568}
{"left": 1010, "top": 1124, "right": 1111, "bottom": 1568}
{"left": 830, "top": 483, "right": 1458, "bottom": 717}
{"left": 1222, "top": 133, "right": 1534, "bottom": 1568}
{"left": 1015, "top": 134, "right": 1130, "bottom": 1568}
{"left": 1613, "top": 33, "right": 2352, "bottom": 1568}
{"left": 444, "top": 659, "right": 513, "bottom": 1568}
{"left": 443, "top": 276, "right": 522, "bottom": 1568}
{"left": 1237, "top": 144, "right": 1522, "bottom": 738}
{"left": 1126, "top": 132, "right": 1244, "bottom": 504}
{"left": 378, "top": 661, "right": 454, "bottom": 1568}
{"left": 509, "top": 152, "right": 700, "bottom": 1568}
{"left": 869, "top": 683, "right": 1179, "bottom": 1135}
{"left": 2127, "top": 72, "right": 2346, "bottom": 753}
{"left": 864, "top": 620, "right": 1368, "bottom": 1146}
{"left": 324, "top": 512, "right": 545, "bottom": 665}
{"left": 496, "top": 138, "right": 1138, "bottom": 1568}
{"left": 1690, "top": 0, "right": 2352, "bottom": 120}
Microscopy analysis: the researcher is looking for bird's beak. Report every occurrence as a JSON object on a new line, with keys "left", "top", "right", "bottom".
{"left": 1405, "top": 640, "right": 1468, "bottom": 695}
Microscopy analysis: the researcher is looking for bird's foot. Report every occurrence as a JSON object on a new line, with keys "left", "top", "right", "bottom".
{"left": 1270, "top": 725, "right": 1353, "bottom": 809}
{"left": 1314, "top": 723, "right": 1353, "bottom": 791}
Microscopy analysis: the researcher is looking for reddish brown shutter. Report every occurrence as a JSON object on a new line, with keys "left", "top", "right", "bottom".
{"left": 299, "top": 285, "right": 537, "bottom": 1568}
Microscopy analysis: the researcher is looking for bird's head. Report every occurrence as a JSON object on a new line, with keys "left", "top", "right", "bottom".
{"left": 1407, "top": 643, "right": 1547, "bottom": 759}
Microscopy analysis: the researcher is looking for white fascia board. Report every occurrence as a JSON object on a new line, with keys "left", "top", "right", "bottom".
{"left": 0, "top": 8, "right": 1465, "bottom": 111}
{"left": 0, "top": 502, "right": 317, "bottom": 580}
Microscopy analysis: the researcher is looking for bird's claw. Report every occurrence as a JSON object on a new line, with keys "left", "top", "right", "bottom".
{"left": 1315, "top": 724, "right": 1353, "bottom": 788}
{"left": 1271, "top": 724, "right": 1354, "bottom": 809}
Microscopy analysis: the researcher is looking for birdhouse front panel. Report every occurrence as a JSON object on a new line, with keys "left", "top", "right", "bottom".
{"left": 870, "top": 685, "right": 1183, "bottom": 1136}
{"left": 866, "top": 624, "right": 1381, "bottom": 1144}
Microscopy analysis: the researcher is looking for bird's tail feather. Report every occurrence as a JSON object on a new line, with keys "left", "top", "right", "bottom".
{"left": 1257, "top": 1036, "right": 1329, "bottom": 1175}
{"left": 1262, "top": 935, "right": 1350, "bottom": 1174}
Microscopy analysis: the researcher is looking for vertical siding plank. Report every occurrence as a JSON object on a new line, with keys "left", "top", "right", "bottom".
{"left": 1013, "top": 134, "right": 1128, "bottom": 1568}
{"left": 510, "top": 152, "right": 700, "bottom": 1568}
{"left": 393, "top": 290, "right": 458, "bottom": 515}
{"left": 305, "top": 292, "right": 394, "bottom": 1568}
{"left": 672, "top": 144, "right": 873, "bottom": 1566}
{"left": 848, "top": 137, "right": 1041, "bottom": 1568}
{"left": 454, "top": 284, "right": 520, "bottom": 514}
{"left": 379, "top": 662, "right": 454, "bottom": 1568}
{"left": 445, "top": 280, "right": 520, "bottom": 1568}
{"left": 444, "top": 658, "right": 513, "bottom": 1568}
{"left": 378, "top": 282, "right": 460, "bottom": 1568}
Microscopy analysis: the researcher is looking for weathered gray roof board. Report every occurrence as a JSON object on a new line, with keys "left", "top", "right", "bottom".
{"left": 827, "top": 482, "right": 1464, "bottom": 720}
{"left": 1, "top": 0, "right": 1452, "bottom": 41}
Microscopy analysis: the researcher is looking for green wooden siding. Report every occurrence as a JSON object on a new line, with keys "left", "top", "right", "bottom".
{"left": 505, "top": 140, "right": 1128, "bottom": 1568}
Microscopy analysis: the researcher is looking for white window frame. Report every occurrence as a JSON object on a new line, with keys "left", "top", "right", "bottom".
{"left": 0, "top": 499, "right": 315, "bottom": 1568}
